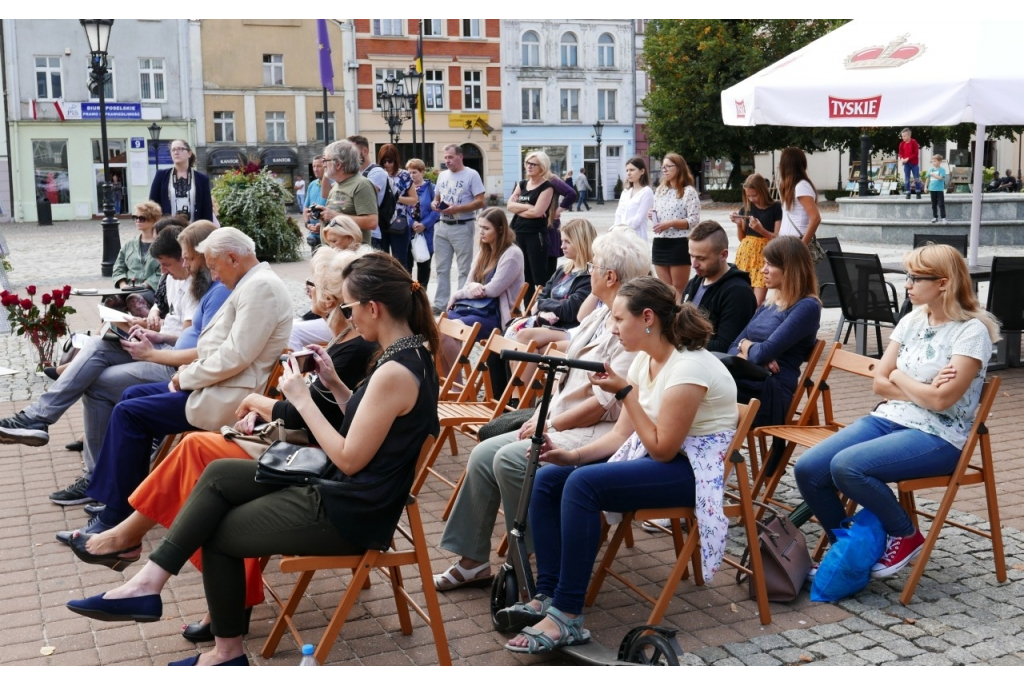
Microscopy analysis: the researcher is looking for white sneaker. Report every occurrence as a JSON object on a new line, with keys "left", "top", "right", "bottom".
{"left": 641, "top": 518, "right": 672, "bottom": 534}
{"left": 941, "top": 218, "right": 948, "bottom": 223}
{"left": 930, "top": 218, "right": 938, "bottom": 223}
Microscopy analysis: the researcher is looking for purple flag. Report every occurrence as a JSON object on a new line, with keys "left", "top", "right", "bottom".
{"left": 317, "top": 19, "right": 334, "bottom": 94}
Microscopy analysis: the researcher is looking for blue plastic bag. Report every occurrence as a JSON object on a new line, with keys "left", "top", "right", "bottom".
{"left": 810, "top": 508, "right": 887, "bottom": 602}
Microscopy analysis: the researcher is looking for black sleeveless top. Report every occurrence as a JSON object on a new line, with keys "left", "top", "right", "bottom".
{"left": 317, "top": 344, "right": 440, "bottom": 550}
{"left": 510, "top": 179, "right": 553, "bottom": 234}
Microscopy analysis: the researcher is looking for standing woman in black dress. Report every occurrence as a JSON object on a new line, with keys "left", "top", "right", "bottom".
{"left": 508, "top": 150, "right": 556, "bottom": 301}
{"left": 149, "top": 139, "right": 214, "bottom": 223}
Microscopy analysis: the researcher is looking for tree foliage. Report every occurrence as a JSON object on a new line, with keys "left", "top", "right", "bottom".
{"left": 212, "top": 167, "right": 302, "bottom": 262}
{"left": 641, "top": 20, "right": 1022, "bottom": 186}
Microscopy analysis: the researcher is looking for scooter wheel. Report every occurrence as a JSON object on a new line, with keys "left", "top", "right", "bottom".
{"left": 490, "top": 566, "right": 519, "bottom": 631}
{"left": 625, "top": 633, "right": 680, "bottom": 666}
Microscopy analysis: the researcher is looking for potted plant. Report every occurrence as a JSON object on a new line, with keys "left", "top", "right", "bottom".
{"left": 613, "top": 176, "right": 624, "bottom": 200}
{"left": 212, "top": 164, "right": 302, "bottom": 262}
{"left": 1, "top": 285, "right": 76, "bottom": 372}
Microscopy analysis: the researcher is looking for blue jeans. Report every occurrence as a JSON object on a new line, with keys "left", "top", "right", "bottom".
{"left": 794, "top": 415, "right": 961, "bottom": 541}
{"left": 904, "top": 163, "right": 920, "bottom": 194}
{"left": 379, "top": 225, "right": 411, "bottom": 272}
{"left": 575, "top": 189, "right": 590, "bottom": 211}
{"left": 530, "top": 456, "right": 696, "bottom": 615}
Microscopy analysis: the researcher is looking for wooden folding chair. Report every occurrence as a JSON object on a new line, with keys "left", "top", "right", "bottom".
{"left": 896, "top": 376, "right": 1005, "bottom": 605}
{"left": 261, "top": 436, "right": 452, "bottom": 665}
{"left": 584, "top": 400, "right": 771, "bottom": 625}
{"left": 508, "top": 282, "right": 531, "bottom": 320}
{"left": 746, "top": 339, "right": 826, "bottom": 480}
{"left": 436, "top": 313, "right": 481, "bottom": 402}
{"left": 427, "top": 331, "right": 538, "bottom": 519}
{"left": 750, "top": 343, "right": 878, "bottom": 516}
{"left": 150, "top": 351, "right": 290, "bottom": 472}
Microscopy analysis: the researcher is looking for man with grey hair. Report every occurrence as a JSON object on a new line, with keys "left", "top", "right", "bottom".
{"left": 431, "top": 144, "right": 485, "bottom": 314}
{"left": 60, "top": 226, "right": 293, "bottom": 542}
{"left": 318, "top": 140, "right": 377, "bottom": 245}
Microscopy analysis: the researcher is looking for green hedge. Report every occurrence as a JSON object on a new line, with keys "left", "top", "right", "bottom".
{"left": 708, "top": 189, "right": 743, "bottom": 203}
{"left": 822, "top": 190, "right": 846, "bottom": 202}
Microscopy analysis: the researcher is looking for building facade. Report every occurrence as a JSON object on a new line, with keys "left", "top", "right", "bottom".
{"left": 501, "top": 20, "right": 635, "bottom": 201}
{"left": 2, "top": 19, "right": 194, "bottom": 223}
{"left": 193, "top": 19, "right": 348, "bottom": 205}
{"left": 633, "top": 20, "right": 652, "bottom": 183}
{"left": 351, "top": 19, "right": 503, "bottom": 196}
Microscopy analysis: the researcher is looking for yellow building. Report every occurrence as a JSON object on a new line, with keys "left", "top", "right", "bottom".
{"left": 195, "top": 19, "right": 347, "bottom": 205}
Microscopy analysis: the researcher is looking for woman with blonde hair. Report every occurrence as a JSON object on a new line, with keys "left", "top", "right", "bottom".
{"left": 796, "top": 244, "right": 999, "bottom": 580}
{"left": 513, "top": 218, "right": 595, "bottom": 333}
{"left": 322, "top": 215, "right": 363, "bottom": 251}
{"left": 728, "top": 236, "right": 821, "bottom": 428}
{"left": 508, "top": 150, "right": 556, "bottom": 297}
{"left": 441, "top": 208, "right": 525, "bottom": 372}
{"left": 106, "top": 200, "right": 165, "bottom": 316}
{"left": 648, "top": 153, "right": 700, "bottom": 297}
{"left": 777, "top": 147, "right": 820, "bottom": 245}
{"left": 730, "top": 173, "right": 782, "bottom": 306}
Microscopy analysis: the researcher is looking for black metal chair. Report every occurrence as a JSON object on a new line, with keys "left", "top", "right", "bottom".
{"left": 913, "top": 233, "right": 969, "bottom": 257}
{"left": 986, "top": 256, "right": 1024, "bottom": 368}
{"left": 827, "top": 252, "right": 902, "bottom": 357}
{"left": 816, "top": 237, "right": 843, "bottom": 309}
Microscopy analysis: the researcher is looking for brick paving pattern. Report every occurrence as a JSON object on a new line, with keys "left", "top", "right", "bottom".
{"left": 0, "top": 212, "right": 1021, "bottom": 665}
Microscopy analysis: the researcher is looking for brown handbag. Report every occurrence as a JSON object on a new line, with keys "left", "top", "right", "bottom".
{"left": 737, "top": 506, "right": 812, "bottom": 602}
{"left": 220, "top": 419, "right": 308, "bottom": 460}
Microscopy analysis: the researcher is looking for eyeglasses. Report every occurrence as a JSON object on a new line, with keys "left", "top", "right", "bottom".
{"left": 661, "top": 163, "right": 676, "bottom": 169}
{"left": 905, "top": 273, "right": 941, "bottom": 285}
{"left": 382, "top": 159, "right": 395, "bottom": 165}
{"left": 585, "top": 262, "right": 610, "bottom": 274}
{"left": 305, "top": 280, "right": 316, "bottom": 290}
{"left": 131, "top": 215, "right": 146, "bottom": 222}
{"left": 338, "top": 301, "right": 364, "bottom": 319}
{"left": 170, "top": 147, "right": 189, "bottom": 153}
{"left": 525, "top": 161, "right": 538, "bottom": 168}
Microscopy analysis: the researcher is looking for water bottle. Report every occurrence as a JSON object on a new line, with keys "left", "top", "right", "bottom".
{"left": 299, "top": 643, "right": 318, "bottom": 666}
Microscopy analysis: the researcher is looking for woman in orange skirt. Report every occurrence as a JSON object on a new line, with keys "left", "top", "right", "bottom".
{"left": 731, "top": 173, "right": 781, "bottom": 306}
{"left": 70, "top": 246, "right": 377, "bottom": 641}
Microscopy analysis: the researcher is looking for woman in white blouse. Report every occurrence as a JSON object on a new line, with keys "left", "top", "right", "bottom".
{"left": 613, "top": 157, "right": 654, "bottom": 241}
{"left": 648, "top": 153, "right": 701, "bottom": 298}
{"left": 777, "top": 147, "right": 821, "bottom": 245}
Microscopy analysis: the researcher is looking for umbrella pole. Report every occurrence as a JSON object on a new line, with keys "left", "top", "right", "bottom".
{"left": 969, "top": 124, "right": 986, "bottom": 267}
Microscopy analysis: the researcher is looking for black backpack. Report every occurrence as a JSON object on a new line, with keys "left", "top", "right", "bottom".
{"left": 362, "top": 163, "right": 398, "bottom": 226}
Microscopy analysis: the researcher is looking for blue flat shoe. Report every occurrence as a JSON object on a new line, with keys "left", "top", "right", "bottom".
{"left": 66, "top": 592, "right": 162, "bottom": 622}
{"left": 169, "top": 654, "right": 249, "bottom": 666}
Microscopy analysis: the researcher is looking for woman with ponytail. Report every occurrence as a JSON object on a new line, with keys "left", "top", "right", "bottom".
{"left": 505, "top": 276, "right": 739, "bottom": 655}
{"left": 67, "top": 252, "right": 440, "bottom": 667}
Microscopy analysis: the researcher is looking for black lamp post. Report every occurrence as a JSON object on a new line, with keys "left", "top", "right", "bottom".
{"left": 148, "top": 122, "right": 162, "bottom": 174}
{"left": 81, "top": 19, "right": 119, "bottom": 278}
{"left": 403, "top": 66, "right": 422, "bottom": 154}
{"left": 592, "top": 121, "right": 605, "bottom": 205}
{"left": 376, "top": 70, "right": 419, "bottom": 145}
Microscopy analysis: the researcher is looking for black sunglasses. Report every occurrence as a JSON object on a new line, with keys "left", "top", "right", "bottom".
{"left": 338, "top": 300, "right": 364, "bottom": 319}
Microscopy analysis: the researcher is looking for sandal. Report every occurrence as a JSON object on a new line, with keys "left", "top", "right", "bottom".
{"left": 433, "top": 560, "right": 491, "bottom": 592}
{"left": 505, "top": 606, "right": 590, "bottom": 654}
{"left": 493, "top": 593, "right": 551, "bottom": 633}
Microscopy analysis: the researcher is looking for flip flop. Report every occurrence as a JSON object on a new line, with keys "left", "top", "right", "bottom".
{"left": 433, "top": 560, "right": 491, "bottom": 592}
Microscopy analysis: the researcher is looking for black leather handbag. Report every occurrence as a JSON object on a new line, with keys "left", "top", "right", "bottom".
{"left": 255, "top": 441, "right": 332, "bottom": 486}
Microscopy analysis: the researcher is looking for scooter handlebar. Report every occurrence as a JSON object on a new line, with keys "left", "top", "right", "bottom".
{"left": 500, "top": 349, "right": 607, "bottom": 374}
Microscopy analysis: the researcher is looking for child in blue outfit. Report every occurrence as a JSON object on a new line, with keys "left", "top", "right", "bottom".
{"left": 927, "top": 154, "right": 947, "bottom": 223}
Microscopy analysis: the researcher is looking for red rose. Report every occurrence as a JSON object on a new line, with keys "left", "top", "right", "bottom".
{"left": 26, "top": 285, "right": 36, "bottom": 295}
{"left": 41, "top": 293, "right": 52, "bottom": 305}
{"left": 20, "top": 299, "right": 32, "bottom": 309}
{"left": 63, "top": 285, "right": 72, "bottom": 296}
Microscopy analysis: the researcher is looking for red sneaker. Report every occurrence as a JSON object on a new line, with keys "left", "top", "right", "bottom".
{"left": 869, "top": 530, "right": 925, "bottom": 579}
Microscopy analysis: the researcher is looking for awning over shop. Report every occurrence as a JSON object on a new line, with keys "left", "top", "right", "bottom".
{"left": 207, "top": 148, "right": 246, "bottom": 168}
{"left": 259, "top": 147, "right": 298, "bottom": 167}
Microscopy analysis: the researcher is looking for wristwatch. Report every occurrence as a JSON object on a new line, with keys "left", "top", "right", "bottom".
{"left": 614, "top": 385, "right": 634, "bottom": 401}
{"left": 545, "top": 418, "right": 557, "bottom": 432}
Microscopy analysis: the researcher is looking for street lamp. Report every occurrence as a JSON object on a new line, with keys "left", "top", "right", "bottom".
{"left": 403, "top": 66, "right": 422, "bottom": 154}
{"left": 376, "top": 70, "right": 419, "bottom": 145}
{"left": 592, "top": 121, "right": 605, "bottom": 205}
{"left": 81, "top": 19, "right": 119, "bottom": 278}
{"left": 147, "top": 122, "right": 162, "bottom": 174}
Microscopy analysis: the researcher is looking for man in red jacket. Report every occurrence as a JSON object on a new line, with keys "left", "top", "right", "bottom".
{"left": 898, "top": 128, "right": 922, "bottom": 200}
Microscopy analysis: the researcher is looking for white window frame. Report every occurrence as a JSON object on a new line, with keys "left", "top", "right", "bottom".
{"left": 86, "top": 58, "right": 115, "bottom": 101}
{"left": 560, "top": 88, "right": 579, "bottom": 122}
{"left": 372, "top": 20, "right": 404, "bottom": 36}
{"left": 315, "top": 110, "right": 336, "bottom": 142}
{"left": 560, "top": 33, "right": 578, "bottom": 68}
{"left": 597, "top": 89, "right": 617, "bottom": 122}
{"left": 521, "top": 88, "right": 541, "bottom": 122}
{"left": 424, "top": 69, "right": 445, "bottom": 110}
{"left": 138, "top": 58, "right": 166, "bottom": 102}
{"left": 463, "top": 70, "right": 482, "bottom": 111}
{"left": 598, "top": 33, "right": 615, "bottom": 68}
{"left": 521, "top": 31, "right": 539, "bottom": 67}
{"left": 606, "top": 146, "right": 622, "bottom": 158}
{"left": 265, "top": 111, "right": 287, "bottom": 142}
{"left": 263, "top": 54, "right": 284, "bottom": 86}
{"left": 462, "top": 19, "right": 481, "bottom": 38}
{"left": 213, "top": 111, "right": 235, "bottom": 143}
{"left": 35, "top": 56, "right": 63, "bottom": 101}
{"left": 423, "top": 19, "right": 443, "bottom": 36}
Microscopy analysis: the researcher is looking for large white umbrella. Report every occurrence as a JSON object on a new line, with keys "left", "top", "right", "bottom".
{"left": 721, "top": 20, "right": 1024, "bottom": 265}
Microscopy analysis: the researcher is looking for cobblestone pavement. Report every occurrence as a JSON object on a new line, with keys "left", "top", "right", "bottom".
{"left": 0, "top": 213, "right": 1021, "bottom": 666}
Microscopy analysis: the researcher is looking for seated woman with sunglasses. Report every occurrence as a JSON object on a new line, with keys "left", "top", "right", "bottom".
{"left": 795, "top": 244, "right": 999, "bottom": 580}
{"left": 69, "top": 247, "right": 376, "bottom": 644}
{"left": 67, "top": 253, "right": 440, "bottom": 666}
